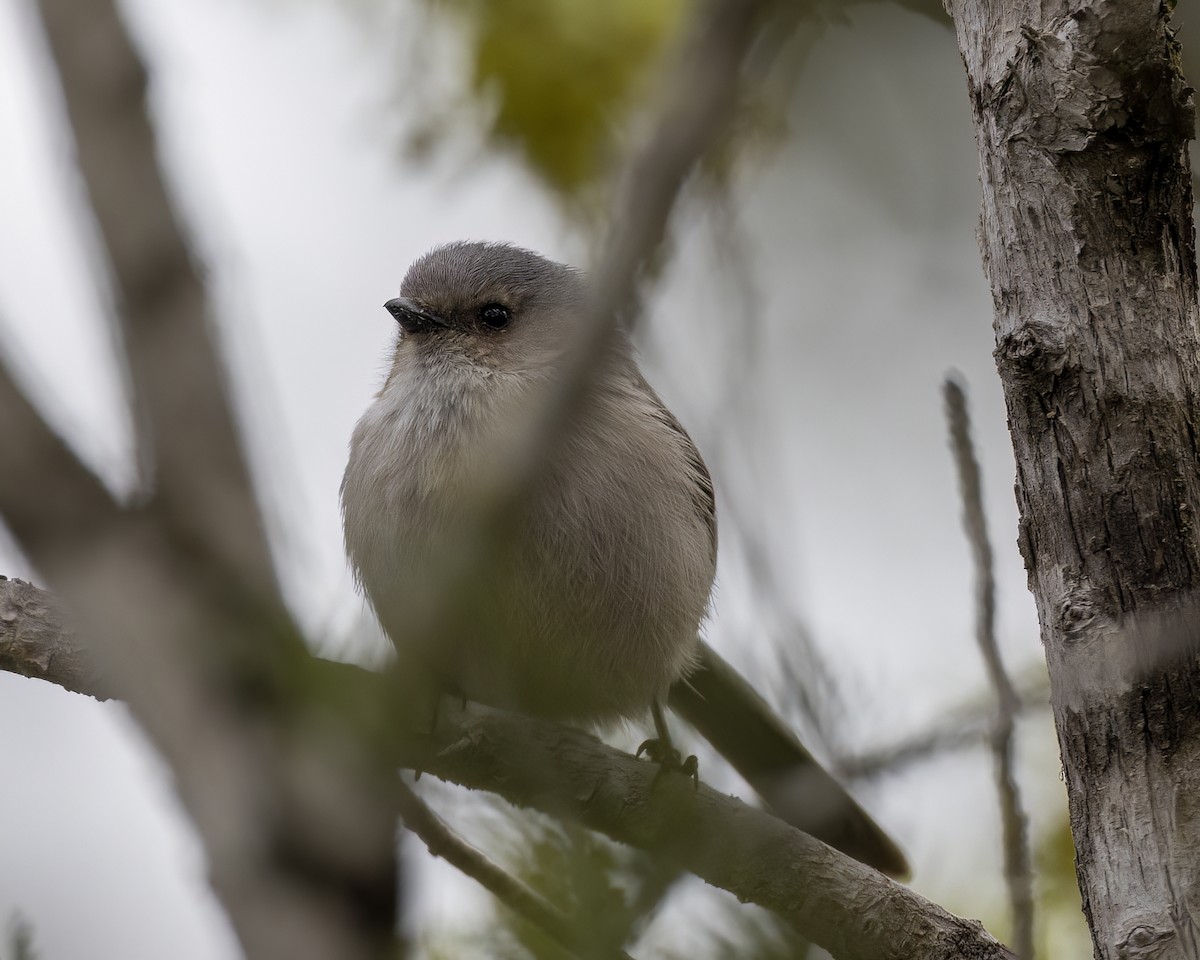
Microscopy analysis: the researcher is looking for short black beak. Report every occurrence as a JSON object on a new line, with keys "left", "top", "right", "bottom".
{"left": 384, "top": 297, "right": 446, "bottom": 334}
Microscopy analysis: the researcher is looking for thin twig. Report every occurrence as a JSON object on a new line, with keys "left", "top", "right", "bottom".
{"left": 944, "top": 377, "right": 1034, "bottom": 960}
{"left": 840, "top": 669, "right": 1050, "bottom": 781}
{"left": 396, "top": 781, "right": 636, "bottom": 960}
{"left": 484, "top": 0, "right": 786, "bottom": 539}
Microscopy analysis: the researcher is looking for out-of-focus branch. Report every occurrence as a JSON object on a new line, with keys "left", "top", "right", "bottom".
{"left": 461, "top": 0, "right": 790, "bottom": 535}
{"left": 0, "top": 581, "right": 1018, "bottom": 960}
{"left": 944, "top": 378, "right": 1034, "bottom": 960}
{"left": 551, "top": 0, "right": 782, "bottom": 429}
{"left": 839, "top": 668, "right": 1050, "bottom": 780}
{"left": 396, "top": 782, "right": 636, "bottom": 960}
{"left": 6, "top": 3, "right": 401, "bottom": 957}
{"left": 0, "top": 356, "right": 120, "bottom": 550}
{"left": 34, "top": 0, "right": 275, "bottom": 596}
{"left": 402, "top": 0, "right": 800, "bottom": 704}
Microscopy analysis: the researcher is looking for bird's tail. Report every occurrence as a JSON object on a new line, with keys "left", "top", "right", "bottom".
{"left": 669, "top": 642, "right": 909, "bottom": 878}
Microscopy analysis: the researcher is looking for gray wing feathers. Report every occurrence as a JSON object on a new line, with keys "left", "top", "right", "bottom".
{"left": 636, "top": 374, "right": 718, "bottom": 563}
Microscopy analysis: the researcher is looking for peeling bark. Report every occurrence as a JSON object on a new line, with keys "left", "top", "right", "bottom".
{"left": 947, "top": 0, "right": 1200, "bottom": 955}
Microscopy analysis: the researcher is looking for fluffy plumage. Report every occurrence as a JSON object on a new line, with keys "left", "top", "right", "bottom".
{"left": 341, "top": 242, "right": 715, "bottom": 721}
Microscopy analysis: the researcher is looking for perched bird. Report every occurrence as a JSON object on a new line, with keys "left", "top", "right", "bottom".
{"left": 341, "top": 241, "right": 906, "bottom": 876}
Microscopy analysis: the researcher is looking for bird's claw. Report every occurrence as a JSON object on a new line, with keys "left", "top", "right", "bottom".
{"left": 636, "top": 738, "right": 700, "bottom": 791}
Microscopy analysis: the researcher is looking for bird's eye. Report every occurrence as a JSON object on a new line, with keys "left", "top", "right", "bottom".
{"left": 477, "top": 303, "right": 512, "bottom": 330}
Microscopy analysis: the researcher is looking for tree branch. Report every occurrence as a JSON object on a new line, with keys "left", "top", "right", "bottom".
{"left": 0, "top": 575, "right": 1018, "bottom": 960}
{"left": 839, "top": 669, "right": 1050, "bottom": 782}
{"left": 0, "top": 576, "right": 105, "bottom": 699}
{"left": 0, "top": 352, "right": 120, "bottom": 550}
{"left": 944, "top": 378, "right": 1034, "bottom": 960}
{"left": 6, "top": 3, "right": 402, "bottom": 955}
{"left": 468, "top": 0, "right": 791, "bottom": 548}
{"left": 34, "top": 0, "right": 276, "bottom": 596}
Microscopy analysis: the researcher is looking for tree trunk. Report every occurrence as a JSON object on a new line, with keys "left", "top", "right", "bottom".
{"left": 946, "top": 0, "right": 1200, "bottom": 956}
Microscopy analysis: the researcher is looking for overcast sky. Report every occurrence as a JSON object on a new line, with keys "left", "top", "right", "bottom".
{"left": 0, "top": 0, "right": 1071, "bottom": 956}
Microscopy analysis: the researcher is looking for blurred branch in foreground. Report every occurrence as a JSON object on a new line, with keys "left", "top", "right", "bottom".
{"left": 4, "top": 0, "right": 401, "bottom": 955}
{"left": 839, "top": 667, "right": 1049, "bottom": 782}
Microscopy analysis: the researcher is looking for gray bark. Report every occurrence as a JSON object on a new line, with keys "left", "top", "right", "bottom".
{"left": 945, "top": 0, "right": 1200, "bottom": 955}
{"left": 0, "top": 576, "right": 1017, "bottom": 960}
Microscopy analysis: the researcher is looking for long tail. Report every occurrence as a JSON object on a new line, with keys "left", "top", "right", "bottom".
{"left": 668, "top": 642, "right": 909, "bottom": 878}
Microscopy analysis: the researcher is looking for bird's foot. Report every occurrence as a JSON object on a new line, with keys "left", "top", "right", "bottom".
{"left": 636, "top": 738, "right": 699, "bottom": 790}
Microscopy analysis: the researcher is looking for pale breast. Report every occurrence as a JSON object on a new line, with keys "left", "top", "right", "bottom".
{"left": 341, "top": 361, "right": 716, "bottom": 722}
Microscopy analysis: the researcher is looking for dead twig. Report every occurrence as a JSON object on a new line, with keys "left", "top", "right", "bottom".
{"left": 839, "top": 668, "right": 1049, "bottom": 781}
{"left": 944, "top": 377, "right": 1034, "bottom": 960}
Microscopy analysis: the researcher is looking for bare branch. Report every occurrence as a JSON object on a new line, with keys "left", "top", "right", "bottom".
{"left": 372, "top": 708, "right": 1023, "bottom": 960}
{"left": 9, "top": 2, "right": 402, "bottom": 952}
{"left": 840, "top": 669, "right": 1050, "bottom": 781}
{"left": 944, "top": 378, "right": 1034, "bottom": 959}
{"left": 0, "top": 576, "right": 105, "bottom": 699}
{"left": 0, "top": 356, "right": 119, "bottom": 550}
{"left": 33, "top": 0, "right": 276, "bottom": 595}
{"left": 0, "top": 580, "right": 1017, "bottom": 960}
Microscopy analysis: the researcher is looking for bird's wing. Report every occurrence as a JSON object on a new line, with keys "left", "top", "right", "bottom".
{"left": 635, "top": 373, "right": 717, "bottom": 564}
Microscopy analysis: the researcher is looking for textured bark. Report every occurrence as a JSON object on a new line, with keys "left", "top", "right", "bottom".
{"left": 946, "top": 0, "right": 1200, "bottom": 956}
{"left": 0, "top": 576, "right": 105, "bottom": 699}
{"left": 0, "top": 576, "right": 1018, "bottom": 960}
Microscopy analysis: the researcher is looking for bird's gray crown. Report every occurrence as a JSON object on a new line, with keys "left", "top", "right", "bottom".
{"left": 399, "top": 241, "right": 583, "bottom": 319}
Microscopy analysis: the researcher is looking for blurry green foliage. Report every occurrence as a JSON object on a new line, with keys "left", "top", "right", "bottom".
{"left": 662, "top": 905, "right": 813, "bottom": 960}
{"left": 429, "top": 0, "right": 688, "bottom": 193}
{"left": 1033, "top": 817, "right": 1091, "bottom": 959}
{"left": 966, "top": 809, "right": 1091, "bottom": 960}
{"left": 500, "top": 821, "right": 651, "bottom": 959}
{"left": 489, "top": 814, "right": 810, "bottom": 959}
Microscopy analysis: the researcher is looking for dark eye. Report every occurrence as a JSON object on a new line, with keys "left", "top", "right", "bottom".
{"left": 477, "top": 303, "right": 512, "bottom": 330}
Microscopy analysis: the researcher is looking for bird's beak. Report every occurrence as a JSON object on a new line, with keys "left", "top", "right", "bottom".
{"left": 384, "top": 297, "right": 447, "bottom": 334}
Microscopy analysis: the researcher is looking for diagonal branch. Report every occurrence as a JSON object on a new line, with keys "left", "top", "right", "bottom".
{"left": 544, "top": 0, "right": 783, "bottom": 450}
{"left": 9, "top": 4, "right": 401, "bottom": 955}
{"left": 432, "top": 0, "right": 791, "bottom": 577}
{"left": 33, "top": 0, "right": 276, "bottom": 596}
{"left": 0, "top": 355, "right": 119, "bottom": 550}
{"left": 0, "top": 575, "right": 1018, "bottom": 960}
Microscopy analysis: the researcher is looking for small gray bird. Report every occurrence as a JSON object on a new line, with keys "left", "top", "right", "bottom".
{"left": 342, "top": 241, "right": 906, "bottom": 876}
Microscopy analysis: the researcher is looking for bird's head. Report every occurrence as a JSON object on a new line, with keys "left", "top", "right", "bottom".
{"left": 386, "top": 241, "right": 588, "bottom": 375}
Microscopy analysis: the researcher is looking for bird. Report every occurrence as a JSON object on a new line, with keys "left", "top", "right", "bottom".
{"left": 341, "top": 240, "right": 907, "bottom": 877}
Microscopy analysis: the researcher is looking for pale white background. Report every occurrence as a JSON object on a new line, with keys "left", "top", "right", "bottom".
{"left": 0, "top": 0, "right": 1069, "bottom": 956}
